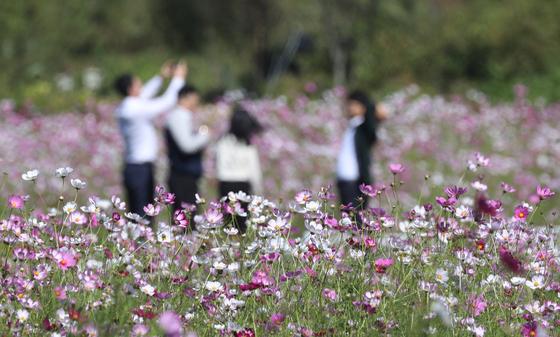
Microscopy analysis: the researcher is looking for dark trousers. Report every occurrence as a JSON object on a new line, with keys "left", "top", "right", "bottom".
{"left": 123, "top": 163, "right": 154, "bottom": 216}
{"left": 337, "top": 180, "right": 363, "bottom": 207}
{"left": 168, "top": 170, "right": 199, "bottom": 211}
{"left": 219, "top": 181, "right": 251, "bottom": 233}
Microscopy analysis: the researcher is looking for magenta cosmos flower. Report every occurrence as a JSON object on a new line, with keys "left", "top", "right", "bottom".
{"left": 359, "top": 183, "right": 377, "bottom": 198}
{"left": 389, "top": 163, "right": 405, "bottom": 174}
{"left": 536, "top": 185, "right": 555, "bottom": 201}
{"left": 498, "top": 246, "right": 523, "bottom": 274}
{"left": 514, "top": 205, "right": 530, "bottom": 221}
{"left": 375, "top": 258, "right": 394, "bottom": 273}
{"left": 269, "top": 312, "right": 286, "bottom": 326}
{"left": 8, "top": 195, "right": 24, "bottom": 209}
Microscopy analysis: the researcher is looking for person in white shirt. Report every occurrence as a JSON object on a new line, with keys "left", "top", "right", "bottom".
{"left": 114, "top": 61, "right": 187, "bottom": 216}
{"left": 336, "top": 90, "right": 386, "bottom": 209}
{"left": 216, "top": 107, "right": 263, "bottom": 233}
{"left": 165, "top": 85, "right": 210, "bottom": 212}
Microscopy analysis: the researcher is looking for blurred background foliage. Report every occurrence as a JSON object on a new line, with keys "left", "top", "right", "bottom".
{"left": 1, "top": 0, "right": 560, "bottom": 111}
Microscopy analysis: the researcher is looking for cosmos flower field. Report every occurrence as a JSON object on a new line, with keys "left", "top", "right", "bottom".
{"left": 1, "top": 86, "right": 559, "bottom": 336}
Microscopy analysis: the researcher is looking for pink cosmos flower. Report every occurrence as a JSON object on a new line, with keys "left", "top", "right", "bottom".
{"left": 235, "top": 329, "right": 256, "bottom": 337}
{"left": 270, "top": 312, "right": 285, "bottom": 326}
{"left": 251, "top": 270, "right": 275, "bottom": 287}
{"left": 53, "top": 248, "right": 77, "bottom": 271}
{"left": 69, "top": 211, "right": 87, "bottom": 225}
{"left": 359, "top": 184, "right": 377, "bottom": 198}
{"left": 132, "top": 324, "right": 150, "bottom": 336}
{"left": 8, "top": 195, "right": 24, "bottom": 209}
{"left": 173, "top": 209, "right": 189, "bottom": 228}
{"left": 322, "top": 288, "right": 337, "bottom": 301}
{"left": 444, "top": 185, "right": 468, "bottom": 198}
{"left": 204, "top": 208, "right": 224, "bottom": 226}
{"left": 389, "top": 163, "right": 405, "bottom": 174}
{"left": 374, "top": 258, "right": 394, "bottom": 273}
{"left": 470, "top": 294, "right": 487, "bottom": 317}
{"left": 295, "top": 190, "right": 313, "bottom": 204}
{"left": 500, "top": 182, "right": 516, "bottom": 194}
{"left": 158, "top": 311, "right": 182, "bottom": 337}
{"left": 536, "top": 185, "right": 555, "bottom": 201}
{"left": 304, "top": 82, "right": 318, "bottom": 93}
{"left": 363, "top": 236, "right": 377, "bottom": 250}
{"left": 54, "top": 286, "right": 67, "bottom": 300}
{"left": 143, "top": 203, "right": 161, "bottom": 217}
{"left": 475, "top": 152, "right": 490, "bottom": 167}
{"left": 514, "top": 205, "right": 529, "bottom": 221}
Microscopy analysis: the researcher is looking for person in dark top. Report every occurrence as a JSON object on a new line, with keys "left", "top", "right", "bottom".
{"left": 165, "top": 85, "right": 210, "bottom": 212}
{"left": 336, "top": 90, "right": 386, "bottom": 208}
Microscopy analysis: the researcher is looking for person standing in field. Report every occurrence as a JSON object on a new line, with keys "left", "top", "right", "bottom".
{"left": 336, "top": 90, "right": 387, "bottom": 208}
{"left": 165, "top": 85, "right": 211, "bottom": 212}
{"left": 114, "top": 61, "right": 187, "bottom": 216}
{"left": 216, "top": 106, "right": 263, "bottom": 233}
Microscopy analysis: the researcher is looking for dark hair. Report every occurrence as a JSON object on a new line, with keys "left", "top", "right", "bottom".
{"left": 114, "top": 74, "right": 134, "bottom": 97}
{"left": 178, "top": 84, "right": 198, "bottom": 99}
{"left": 347, "top": 90, "right": 375, "bottom": 116}
{"left": 348, "top": 90, "right": 379, "bottom": 143}
{"left": 229, "top": 106, "right": 262, "bottom": 144}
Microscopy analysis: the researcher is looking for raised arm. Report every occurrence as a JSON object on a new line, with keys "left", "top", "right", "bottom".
{"left": 139, "top": 76, "right": 163, "bottom": 99}
{"left": 167, "top": 111, "right": 210, "bottom": 153}
{"left": 121, "top": 76, "right": 185, "bottom": 120}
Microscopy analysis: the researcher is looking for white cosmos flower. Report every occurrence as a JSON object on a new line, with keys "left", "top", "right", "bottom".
{"left": 268, "top": 218, "right": 289, "bottom": 231}
{"left": 63, "top": 202, "right": 77, "bottom": 214}
{"left": 140, "top": 284, "right": 156, "bottom": 296}
{"left": 16, "top": 309, "right": 30, "bottom": 322}
{"left": 510, "top": 277, "right": 526, "bottom": 286}
{"left": 213, "top": 261, "right": 227, "bottom": 270}
{"left": 467, "top": 325, "right": 485, "bottom": 337}
{"left": 455, "top": 205, "right": 470, "bottom": 219}
{"left": 227, "top": 262, "right": 239, "bottom": 273}
{"left": 471, "top": 181, "right": 487, "bottom": 191}
{"left": 69, "top": 211, "right": 87, "bottom": 225}
{"left": 305, "top": 220, "right": 323, "bottom": 234}
{"left": 526, "top": 275, "right": 545, "bottom": 289}
{"left": 55, "top": 167, "right": 73, "bottom": 178}
{"left": 22, "top": 169, "right": 39, "bottom": 181}
{"left": 205, "top": 281, "right": 223, "bottom": 292}
{"left": 349, "top": 249, "right": 365, "bottom": 259}
{"left": 111, "top": 196, "right": 126, "bottom": 210}
{"left": 412, "top": 205, "right": 426, "bottom": 218}
{"left": 70, "top": 178, "right": 87, "bottom": 189}
{"left": 195, "top": 193, "right": 206, "bottom": 204}
{"left": 48, "top": 208, "right": 59, "bottom": 217}
{"left": 224, "top": 227, "right": 239, "bottom": 236}
{"left": 525, "top": 301, "right": 543, "bottom": 314}
{"left": 435, "top": 268, "right": 449, "bottom": 283}
{"left": 430, "top": 301, "right": 452, "bottom": 327}
{"left": 380, "top": 217, "right": 395, "bottom": 228}
{"left": 157, "top": 230, "right": 173, "bottom": 243}
{"left": 305, "top": 201, "right": 321, "bottom": 212}
{"left": 86, "top": 259, "right": 103, "bottom": 269}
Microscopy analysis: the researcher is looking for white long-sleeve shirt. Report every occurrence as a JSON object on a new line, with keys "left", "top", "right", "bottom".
{"left": 116, "top": 75, "right": 185, "bottom": 163}
{"left": 166, "top": 107, "right": 210, "bottom": 153}
{"left": 336, "top": 116, "right": 364, "bottom": 181}
{"left": 216, "top": 135, "right": 263, "bottom": 194}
